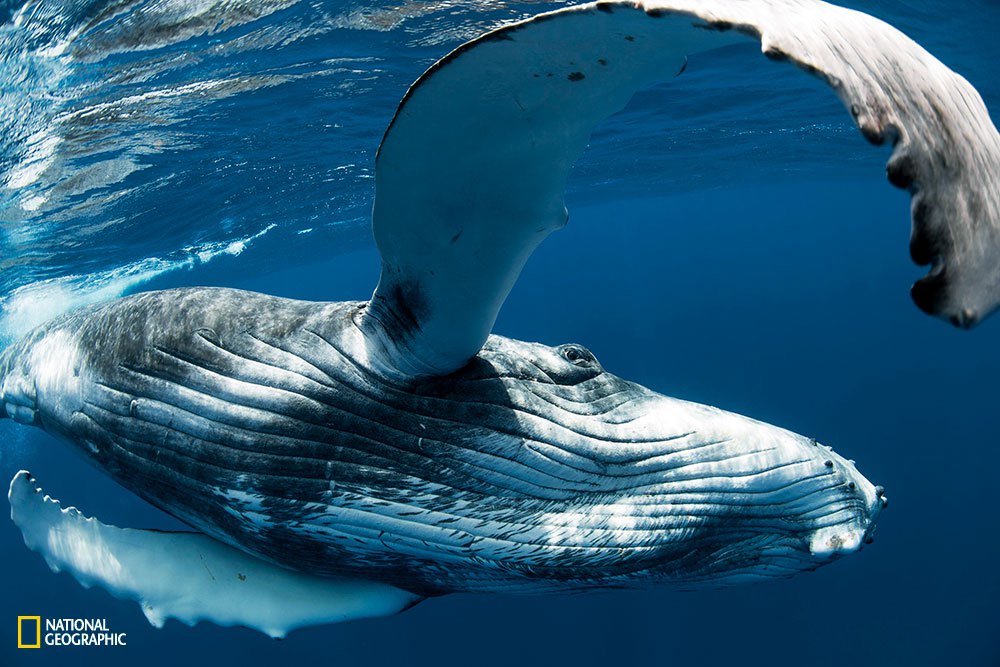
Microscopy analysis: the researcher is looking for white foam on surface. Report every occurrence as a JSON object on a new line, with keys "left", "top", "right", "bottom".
{"left": 0, "top": 224, "right": 276, "bottom": 342}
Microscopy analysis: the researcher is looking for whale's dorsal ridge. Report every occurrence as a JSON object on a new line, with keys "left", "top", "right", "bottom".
{"left": 363, "top": 0, "right": 1000, "bottom": 378}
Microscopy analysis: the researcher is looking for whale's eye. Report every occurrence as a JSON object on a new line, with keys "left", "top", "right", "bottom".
{"left": 559, "top": 344, "right": 595, "bottom": 366}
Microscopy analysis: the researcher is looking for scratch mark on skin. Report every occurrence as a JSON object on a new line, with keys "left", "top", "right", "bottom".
{"left": 200, "top": 554, "right": 216, "bottom": 581}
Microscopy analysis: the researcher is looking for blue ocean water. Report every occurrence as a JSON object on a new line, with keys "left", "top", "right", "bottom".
{"left": 1, "top": 0, "right": 998, "bottom": 665}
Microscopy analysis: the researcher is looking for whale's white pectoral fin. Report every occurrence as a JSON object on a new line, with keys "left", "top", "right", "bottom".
{"left": 8, "top": 471, "right": 423, "bottom": 637}
{"left": 366, "top": 0, "right": 1000, "bottom": 378}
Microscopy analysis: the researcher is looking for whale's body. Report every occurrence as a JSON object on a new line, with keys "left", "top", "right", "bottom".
{"left": 2, "top": 0, "right": 999, "bottom": 637}
{"left": 0, "top": 287, "right": 882, "bottom": 595}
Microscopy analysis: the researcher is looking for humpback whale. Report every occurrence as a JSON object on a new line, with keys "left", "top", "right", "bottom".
{"left": 2, "top": 0, "right": 998, "bottom": 637}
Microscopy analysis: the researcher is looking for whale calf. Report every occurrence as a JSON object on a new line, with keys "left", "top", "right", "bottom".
{"left": 3, "top": 0, "right": 998, "bottom": 637}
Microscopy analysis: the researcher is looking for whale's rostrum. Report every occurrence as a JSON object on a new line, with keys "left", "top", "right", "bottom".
{"left": 3, "top": 0, "right": 998, "bottom": 637}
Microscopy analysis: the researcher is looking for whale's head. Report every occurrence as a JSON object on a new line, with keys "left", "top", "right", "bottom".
{"left": 466, "top": 337, "right": 887, "bottom": 589}
{"left": 629, "top": 417, "right": 889, "bottom": 586}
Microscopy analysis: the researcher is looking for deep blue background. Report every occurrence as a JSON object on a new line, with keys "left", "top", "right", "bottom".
{"left": 3, "top": 175, "right": 999, "bottom": 666}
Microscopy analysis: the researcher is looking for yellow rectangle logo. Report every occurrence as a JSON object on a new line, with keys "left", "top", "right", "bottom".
{"left": 17, "top": 616, "right": 41, "bottom": 649}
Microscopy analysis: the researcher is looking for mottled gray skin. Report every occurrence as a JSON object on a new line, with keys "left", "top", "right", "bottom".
{"left": 0, "top": 288, "right": 882, "bottom": 595}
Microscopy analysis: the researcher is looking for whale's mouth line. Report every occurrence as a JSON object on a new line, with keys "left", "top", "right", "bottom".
{"left": 804, "top": 480, "right": 887, "bottom": 558}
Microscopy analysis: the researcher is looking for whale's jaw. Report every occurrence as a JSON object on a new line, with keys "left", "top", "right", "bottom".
{"left": 538, "top": 384, "right": 887, "bottom": 588}
{"left": 1, "top": 287, "right": 884, "bottom": 593}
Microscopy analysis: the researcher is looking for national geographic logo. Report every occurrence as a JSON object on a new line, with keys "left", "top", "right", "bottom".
{"left": 16, "top": 617, "right": 39, "bottom": 649}
{"left": 17, "top": 616, "right": 127, "bottom": 648}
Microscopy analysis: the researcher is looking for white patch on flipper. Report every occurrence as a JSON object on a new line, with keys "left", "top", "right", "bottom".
{"left": 8, "top": 471, "right": 422, "bottom": 638}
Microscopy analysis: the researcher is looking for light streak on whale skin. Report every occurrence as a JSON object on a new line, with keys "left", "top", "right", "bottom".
{"left": 0, "top": 288, "right": 885, "bottom": 594}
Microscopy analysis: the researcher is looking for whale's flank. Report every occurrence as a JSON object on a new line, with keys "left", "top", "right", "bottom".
{"left": 1, "top": 288, "right": 884, "bottom": 596}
